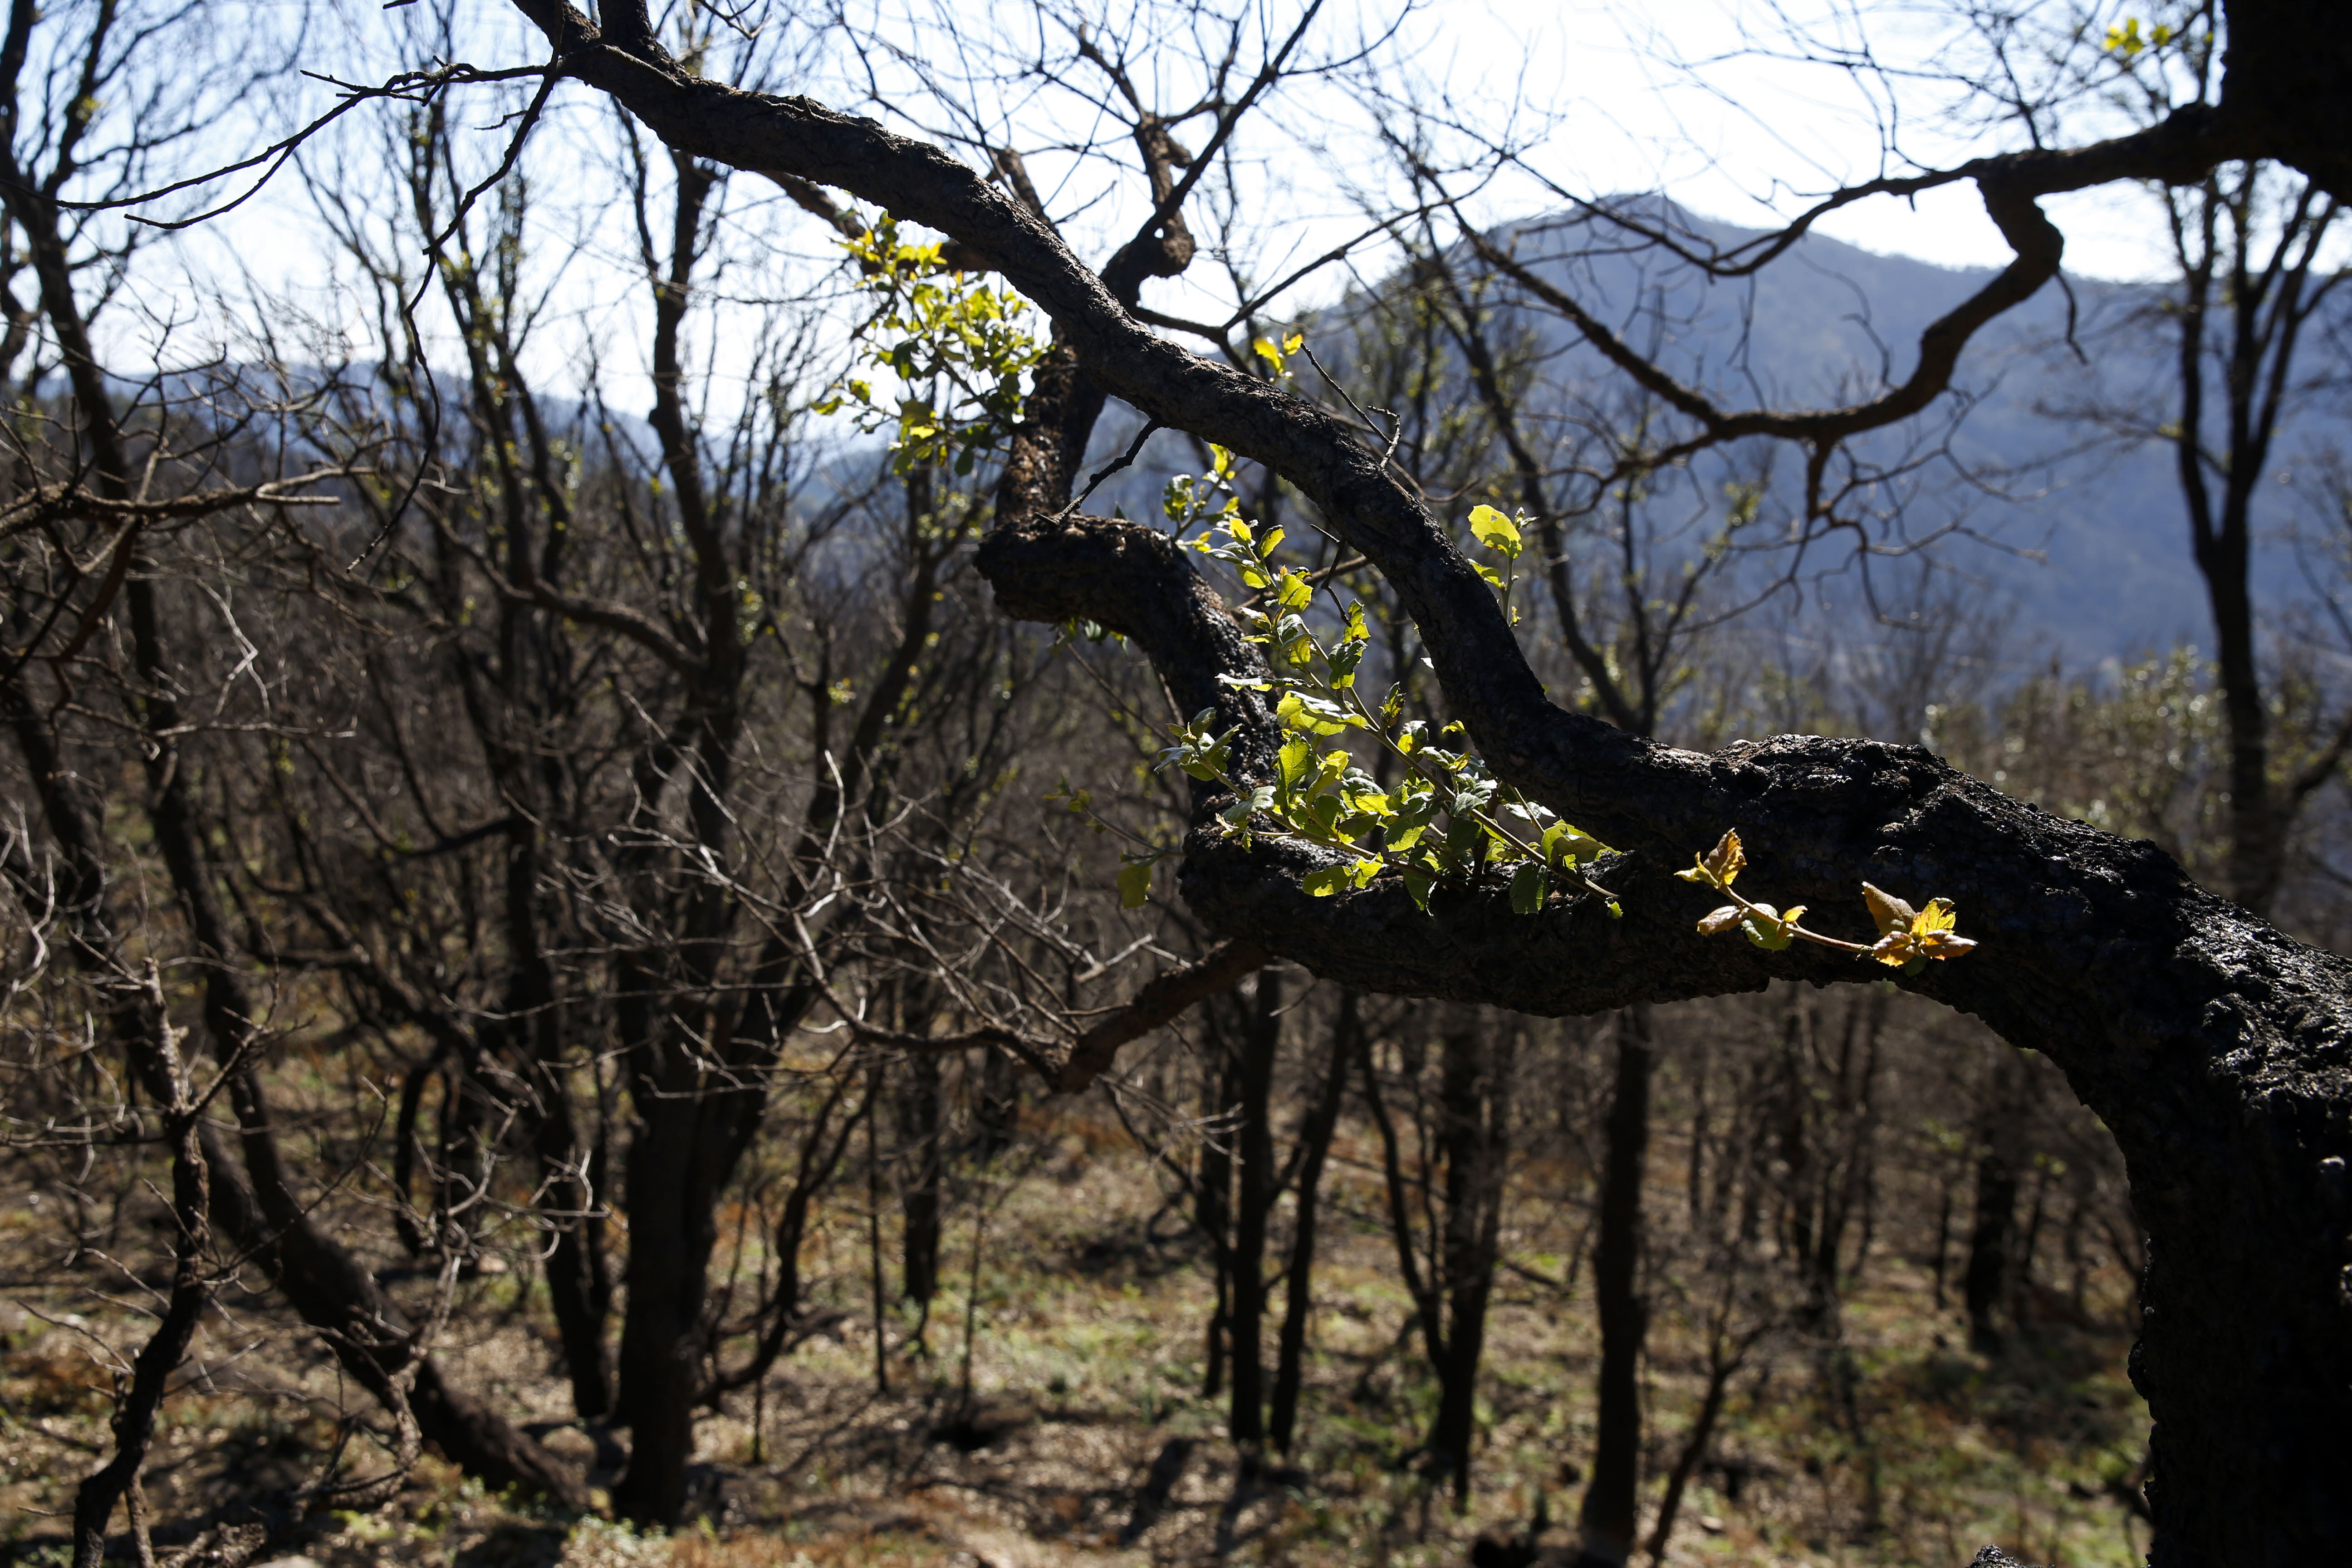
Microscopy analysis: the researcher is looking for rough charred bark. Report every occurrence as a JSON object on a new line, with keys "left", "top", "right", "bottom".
{"left": 610, "top": 1034, "right": 773, "bottom": 1524}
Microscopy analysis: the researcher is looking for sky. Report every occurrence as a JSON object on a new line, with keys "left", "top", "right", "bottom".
{"left": 114, "top": 0, "right": 2193, "bottom": 410}
{"left": 1384, "top": 0, "right": 2178, "bottom": 282}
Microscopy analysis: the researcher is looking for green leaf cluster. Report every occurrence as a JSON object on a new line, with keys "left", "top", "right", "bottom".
{"left": 2104, "top": 16, "right": 2175, "bottom": 57}
{"left": 815, "top": 214, "right": 1048, "bottom": 475}
{"left": 1163, "top": 444, "right": 1242, "bottom": 538}
{"left": 1150, "top": 508, "right": 1617, "bottom": 915}
{"left": 1252, "top": 329, "right": 1305, "bottom": 379}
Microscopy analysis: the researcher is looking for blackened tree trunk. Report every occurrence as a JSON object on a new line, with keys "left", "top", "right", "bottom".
{"left": 2151, "top": 162, "right": 2349, "bottom": 916}
{"left": 0, "top": 128, "right": 586, "bottom": 1508}
{"left": 1270, "top": 992, "right": 1354, "bottom": 1453}
{"left": 1430, "top": 1020, "right": 1514, "bottom": 1509}
{"left": 973, "top": 1045, "right": 1021, "bottom": 1161}
{"left": 1965, "top": 1123, "right": 2022, "bottom": 1355}
{"left": 604, "top": 144, "right": 952, "bottom": 1524}
{"left": 1577, "top": 1005, "right": 1653, "bottom": 1567}
{"left": 4, "top": 666, "right": 587, "bottom": 1511}
{"left": 1642, "top": 1299, "right": 1754, "bottom": 1568}
{"left": 501, "top": 12, "right": 2352, "bottom": 1553}
{"left": 889, "top": 973, "right": 945, "bottom": 1316}
{"left": 1358, "top": 1013, "right": 1513, "bottom": 1507}
{"left": 1227, "top": 970, "right": 1281, "bottom": 1446}
{"left": 1196, "top": 1025, "right": 1235, "bottom": 1402}
{"left": 537, "top": 1085, "right": 616, "bottom": 1418}
{"left": 68, "top": 981, "right": 212, "bottom": 1568}
{"left": 898, "top": 1048, "right": 945, "bottom": 1308}
{"left": 495, "top": 828, "right": 612, "bottom": 1418}
{"left": 609, "top": 961, "right": 789, "bottom": 1525}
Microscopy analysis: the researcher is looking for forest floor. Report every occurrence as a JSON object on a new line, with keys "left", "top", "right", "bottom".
{"left": 0, "top": 1100, "right": 2149, "bottom": 1568}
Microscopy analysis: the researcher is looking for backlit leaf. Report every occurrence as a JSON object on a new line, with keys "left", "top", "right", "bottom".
{"left": 1302, "top": 864, "right": 1351, "bottom": 897}
{"left": 1467, "top": 504, "right": 1522, "bottom": 559}
{"left": 1861, "top": 882, "right": 1918, "bottom": 938}
{"left": 1676, "top": 829, "right": 1744, "bottom": 889}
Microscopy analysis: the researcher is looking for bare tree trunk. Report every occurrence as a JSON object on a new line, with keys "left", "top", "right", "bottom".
{"left": 70, "top": 991, "right": 211, "bottom": 1568}
{"left": 1965, "top": 1102, "right": 2022, "bottom": 1356}
{"left": 609, "top": 988, "right": 789, "bottom": 1525}
{"left": 1228, "top": 970, "right": 1280, "bottom": 1447}
{"left": 973, "top": 1045, "right": 1020, "bottom": 1161}
{"left": 1270, "top": 993, "right": 1353, "bottom": 1454}
{"left": 201, "top": 1112, "right": 587, "bottom": 1504}
{"left": 1197, "top": 1020, "right": 1235, "bottom": 1401}
{"left": 1577, "top": 1005, "right": 1653, "bottom": 1566}
{"left": 537, "top": 1087, "right": 616, "bottom": 1419}
{"left": 1643, "top": 1313, "right": 1751, "bottom": 1568}
{"left": 1431, "top": 1020, "right": 1512, "bottom": 1510}
{"left": 899, "top": 1049, "right": 945, "bottom": 1307}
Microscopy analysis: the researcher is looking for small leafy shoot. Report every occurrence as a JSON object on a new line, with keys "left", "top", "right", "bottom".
{"left": 1686, "top": 835, "right": 1980, "bottom": 969}
{"left": 1863, "top": 886, "right": 1980, "bottom": 967}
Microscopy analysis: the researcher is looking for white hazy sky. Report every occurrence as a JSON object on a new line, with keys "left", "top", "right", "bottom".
{"left": 131, "top": 0, "right": 2179, "bottom": 405}
{"left": 1389, "top": 0, "right": 2173, "bottom": 281}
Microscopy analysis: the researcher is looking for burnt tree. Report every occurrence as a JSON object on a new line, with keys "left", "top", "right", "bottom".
{"left": 454, "top": 0, "right": 2352, "bottom": 1558}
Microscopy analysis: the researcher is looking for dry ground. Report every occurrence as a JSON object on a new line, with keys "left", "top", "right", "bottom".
{"left": 0, "top": 1100, "right": 2147, "bottom": 1568}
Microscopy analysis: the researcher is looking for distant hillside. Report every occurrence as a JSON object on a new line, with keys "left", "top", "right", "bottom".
{"left": 1088, "top": 204, "right": 2345, "bottom": 667}
{"left": 1483, "top": 204, "right": 2280, "bottom": 661}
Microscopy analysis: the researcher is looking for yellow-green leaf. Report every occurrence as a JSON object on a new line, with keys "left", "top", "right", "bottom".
{"left": 1303, "top": 858, "right": 1380, "bottom": 898}
{"left": 1741, "top": 902, "right": 1803, "bottom": 951}
{"left": 1467, "top": 504, "right": 1522, "bottom": 559}
{"left": 1676, "top": 829, "right": 1744, "bottom": 889}
{"left": 1860, "top": 882, "right": 1916, "bottom": 938}
{"left": 1276, "top": 736, "right": 1313, "bottom": 790}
